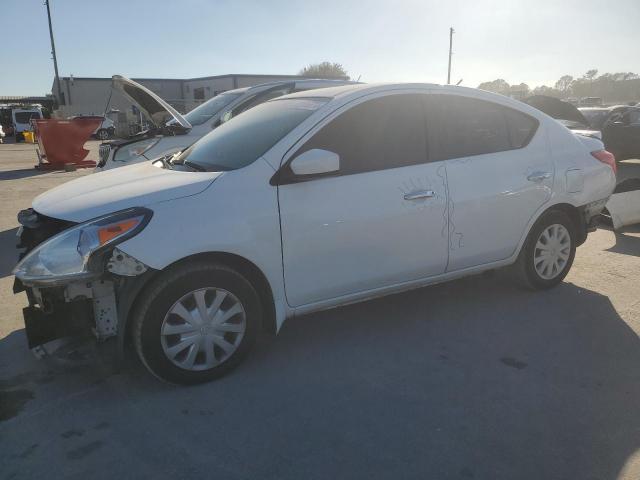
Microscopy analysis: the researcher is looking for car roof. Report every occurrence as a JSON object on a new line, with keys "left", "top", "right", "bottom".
{"left": 278, "top": 83, "right": 528, "bottom": 105}
{"left": 280, "top": 82, "right": 452, "bottom": 100}
{"left": 222, "top": 79, "right": 356, "bottom": 97}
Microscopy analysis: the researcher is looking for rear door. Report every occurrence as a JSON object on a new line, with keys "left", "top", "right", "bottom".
{"left": 278, "top": 92, "right": 449, "bottom": 307}
{"left": 429, "top": 93, "right": 551, "bottom": 271}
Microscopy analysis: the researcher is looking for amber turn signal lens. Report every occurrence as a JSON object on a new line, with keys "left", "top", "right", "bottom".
{"left": 97, "top": 219, "right": 140, "bottom": 246}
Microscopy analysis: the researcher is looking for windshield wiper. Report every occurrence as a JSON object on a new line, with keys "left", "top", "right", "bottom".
{"left": 182, "top": 160, "right": 207, "bottom": 172}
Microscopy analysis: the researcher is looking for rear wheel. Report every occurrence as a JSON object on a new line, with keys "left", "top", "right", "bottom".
{"left": 132, "top": 261, "right": 261, "bottom": 384}
{"left": 96, "top": 129, "right": 110, "bottom": 140}
{"left": 514, "top": 210, "right": 576, "bottom": 289}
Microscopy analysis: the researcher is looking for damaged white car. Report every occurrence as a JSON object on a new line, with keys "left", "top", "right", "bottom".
{"left": 13, "top": 84, "right": 617, "bottom": 384}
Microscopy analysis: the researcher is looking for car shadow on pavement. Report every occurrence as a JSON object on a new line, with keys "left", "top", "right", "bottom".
{"left": 0, "top": 227, "right": 19, "bottom": 278}
{"left": 606, "top": 224, "right": 640, "bottom": 257}
{"left": 1, "top": 275, "right": 640, "bottom": 479}
{"left": 0, "top": 169, "right": 48, "bottom": 180}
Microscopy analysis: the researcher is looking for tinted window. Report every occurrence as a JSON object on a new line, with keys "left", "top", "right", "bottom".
{"left": 626, "top": 110, "right": 640, "bottom": 125}
{"left": 297, "top": 94, "right": 428, "bottom": 175}
{"left": 15, "top": 112, "right": 41, "bottom": 124}
{"left": 505, "top": 108, "right": 538, "bottom": 147}
{"left": 175, "top": 98, "right": 327, "bottom": 171}
{"left": 433, "top": 96, "right": 537, "bottom": 160}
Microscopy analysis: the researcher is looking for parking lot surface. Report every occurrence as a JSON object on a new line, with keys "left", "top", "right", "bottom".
{"left": 1, "top": 142, "right": 640, "bottom": 479}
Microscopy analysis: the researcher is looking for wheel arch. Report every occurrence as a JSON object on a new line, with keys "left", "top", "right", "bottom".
{"left": 116, "top": 251, "right": 278, "bottom": 361}
{"left": 517, "top": 202, "right": 586, "bottom": 259}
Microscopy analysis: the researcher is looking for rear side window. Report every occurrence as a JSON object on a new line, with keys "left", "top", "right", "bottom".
{"left": 433, "top": 96, "right": 537, "bottom": 161}
{"left": 296, "top": 94, "right": 428, "bottom": 175}
{"left": 505, "top": 108, "right": 538, "bottom": 148}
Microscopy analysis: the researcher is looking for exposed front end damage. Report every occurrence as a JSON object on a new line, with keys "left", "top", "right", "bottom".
{"left": 14, "top": 209, "right": 152, "bottom": 358}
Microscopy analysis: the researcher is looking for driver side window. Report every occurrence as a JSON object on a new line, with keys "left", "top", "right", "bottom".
{"left": 294, "top": 93, "right": 429, "bottom": 176}
{"left": 627, "top": 110, "right": 640, "bottom": 126}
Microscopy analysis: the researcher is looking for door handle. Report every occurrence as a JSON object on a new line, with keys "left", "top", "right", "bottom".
{"left": 403, "top": 190, "right": 435, "bottom": 201}
{"left": 527, "top": 171, "right": 552, "bottom": 182}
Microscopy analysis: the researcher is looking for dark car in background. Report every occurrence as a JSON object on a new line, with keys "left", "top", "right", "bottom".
{"left": 580, "top": 106, "right": 640, "bottom": 160}
{"left": 523, "top": 95, "right": 601, "bottom": 139}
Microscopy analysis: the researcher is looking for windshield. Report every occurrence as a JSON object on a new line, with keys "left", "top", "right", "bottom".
{"left": 175, "top": 97, "right": 328, "bottom": 171}
{"left": 15, "top": 111, "right": 41, "bottom": 124}
{"left": 182, "top": 92, "right": 242, "bottom": 126}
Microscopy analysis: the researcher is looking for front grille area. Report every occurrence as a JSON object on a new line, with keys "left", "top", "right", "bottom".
{"left": 16, "top": 209, "right": 75, "bottom": 257}
{"left": 98, "top": 143, "right": 111, "bottom": 167}
{"left": 13, "top": 209, "right": 76, "bottom": 293}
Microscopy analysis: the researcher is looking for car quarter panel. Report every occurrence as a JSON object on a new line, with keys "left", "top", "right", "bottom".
{"left": 545, "top": 120, "right": 617, "bottom": 206}
{"left": 116, "top": 158, "right": 288, "bottom": 329}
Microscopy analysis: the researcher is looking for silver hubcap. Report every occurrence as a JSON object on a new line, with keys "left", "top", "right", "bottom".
{"left": 160, "top": 288, "right": 246, "bottom": 371}
{"left": 534, "top": 224, "right": 571, "bottom": 280}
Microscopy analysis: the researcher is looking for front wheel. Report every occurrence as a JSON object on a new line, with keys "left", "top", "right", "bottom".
{"left": 132, "top": 262, "right": 261, "bottom": 384}
{"left": 514, "top": 210, "right": 576, "bottom": 289}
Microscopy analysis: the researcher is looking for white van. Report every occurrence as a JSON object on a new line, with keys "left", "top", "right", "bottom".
{"left": 96, "top": 76, "right": 354, "bottom": 171}
{"left": 13, "top": 107, "right": 43, "bottom": 141}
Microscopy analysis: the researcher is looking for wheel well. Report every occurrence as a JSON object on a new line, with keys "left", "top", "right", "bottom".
{"left": 166, "top": 252, "right": 277, "bottom": 335}
{"left": 539, "top": 203, "right": 586, "bottom": 246}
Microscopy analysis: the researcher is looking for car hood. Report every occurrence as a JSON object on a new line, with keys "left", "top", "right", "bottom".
{"left": 112, "top": 75, "right": 192, "bottom": 130}
{"left": 33, "top": 162, "right": 221, "bottom": 222}
{"left": 523, "top": 95, "right": 590, "bottom": 126}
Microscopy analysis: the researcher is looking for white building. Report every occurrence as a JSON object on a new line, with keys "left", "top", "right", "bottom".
{"left": 51, "top": 73, "right": 306, "bottom": 129}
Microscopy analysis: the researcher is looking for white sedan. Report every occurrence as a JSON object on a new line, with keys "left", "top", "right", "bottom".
{"left": 13, "top": 83, "right": 617, "bottom": 384}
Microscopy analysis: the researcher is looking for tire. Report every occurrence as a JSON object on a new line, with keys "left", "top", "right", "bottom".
{"left": 132, "top": 261, "right": 261, "bottom": 385}
{"left": 513, "top": 210, "right": 576, "bottom": 290}
{"left": 96, "top": 129, "right": 110, "bottom": 140}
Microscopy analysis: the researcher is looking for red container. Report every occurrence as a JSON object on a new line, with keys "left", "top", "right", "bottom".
{"left": 33, "top": 117, "right": 102, "bottom": 169}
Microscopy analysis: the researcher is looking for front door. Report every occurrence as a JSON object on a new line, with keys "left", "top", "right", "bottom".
{"left": 429, "top": 94, "right": 552, "bottom": 271}
{"left": 278, "top": 92, "right": 449, "bottom": 307}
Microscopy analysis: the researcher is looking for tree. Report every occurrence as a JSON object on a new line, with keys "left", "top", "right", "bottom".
{"left": 298, "top": 62, "right": 349, "bottom": 80}
{"left": 531, "top": 85, "right": 563, "bottom": 98}
{"left": 477, "top": 79, "right": 511, "bottom": 95}
{"left": 584, "top": 69, "right": 598, "bottom": 81}
{"left": 554, "top": 75, "right": 573, "bottom": 93}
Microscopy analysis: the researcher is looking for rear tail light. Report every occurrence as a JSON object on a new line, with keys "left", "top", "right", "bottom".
{"left": 591, "top": 150, "right": 617, "bottom": 175}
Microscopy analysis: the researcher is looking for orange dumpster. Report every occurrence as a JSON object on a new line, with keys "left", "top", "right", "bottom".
{"left": 33, "top": 117, "right": 102, "bottom": 169}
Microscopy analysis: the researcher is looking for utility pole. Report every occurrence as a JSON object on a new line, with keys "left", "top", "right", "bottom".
{"left": 45, "top": 0, "right": 64, "bottom": 105}
{"left": 447, "top": 27, "right": 455, "bottom": 85}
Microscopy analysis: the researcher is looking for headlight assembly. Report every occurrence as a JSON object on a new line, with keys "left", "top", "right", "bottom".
{"left": 13, "top": 208, "right": 152, "bottom": 285}
{"left": 113, "top": 137, "right": 160, "bottom": 162}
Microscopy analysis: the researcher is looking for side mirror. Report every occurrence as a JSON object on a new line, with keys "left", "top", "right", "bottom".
{"left": 289, "top": 149, "right": 340, "bottom": 176}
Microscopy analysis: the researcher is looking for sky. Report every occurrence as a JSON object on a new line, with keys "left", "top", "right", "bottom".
{"left": 2, "top": 0, "right": 640, "bottom": 96}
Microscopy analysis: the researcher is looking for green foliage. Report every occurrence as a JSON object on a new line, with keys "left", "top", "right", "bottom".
{"left": 478, "top": 70, "right": 640, "bottom": 103}
{"left": 298, "top": 62, "right": 350, "bottom": 80}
